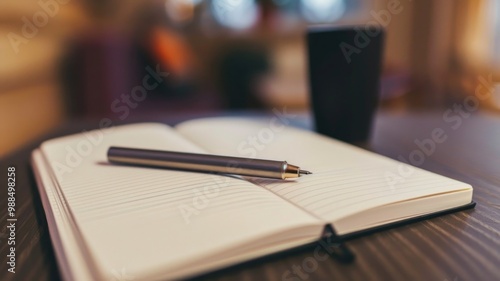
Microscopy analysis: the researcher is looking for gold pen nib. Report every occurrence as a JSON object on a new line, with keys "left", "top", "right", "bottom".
{"left": 299, "top": 170, "right": 312, "bottom": 176}
{"left": 283, "top": 164, "right": 312, "bottom": 179}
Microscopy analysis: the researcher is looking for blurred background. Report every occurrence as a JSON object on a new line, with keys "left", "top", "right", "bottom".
{"left": 1, "top": 0, "right": 500, "bottom": 157}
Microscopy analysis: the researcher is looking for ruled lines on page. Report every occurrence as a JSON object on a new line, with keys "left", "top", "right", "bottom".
{"left": 39, "top": 123, "right": 319, "bottom": 224}
{"left": 61, "top": 166, "right": 288, "bottom": 223}
{"left": 175, "top": 118, "right": 470, "bottom": 223}
{"left": 38, "top": 123, "right": 323, "bottom": 280}
{"left": 251, "top": 166, "right": 465, "bottom": 221}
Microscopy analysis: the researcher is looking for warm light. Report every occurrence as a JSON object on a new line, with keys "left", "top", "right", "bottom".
{"left": 492, "top": 84, "right": 500, "bottom": 109}
{"left": 210, "top": 0, "right": 259, "bottom": 30}
{"left": 300, "top": 0, "right": 345, "bottom": 23}
{"left": 165, "top": 0, "right": 199, "bottom": 24}
{"left": 492, "top": 0, "right": 500, "bottom": 65}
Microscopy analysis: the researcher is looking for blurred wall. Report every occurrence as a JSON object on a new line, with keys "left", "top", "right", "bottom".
{"left": 374, "top": 0, "right": 413, "bottom": 70}
{"left": 0, "top": 1, "right": 84, "bottom": 157}
{"left": 374, "top": 0, "right": 498, "bottom": 108}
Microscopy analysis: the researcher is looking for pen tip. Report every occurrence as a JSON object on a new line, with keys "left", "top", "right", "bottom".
{"left": 299, "top": 170, "right": 312, "bottom": 176}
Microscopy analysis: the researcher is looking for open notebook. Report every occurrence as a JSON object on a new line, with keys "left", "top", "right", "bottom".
{"left": 31, "top": 117, "right": 474, "bottom": 280}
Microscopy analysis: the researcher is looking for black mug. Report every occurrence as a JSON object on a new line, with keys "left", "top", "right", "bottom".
{"left": 307, "top": 26, "right": 384, "bottom": 144}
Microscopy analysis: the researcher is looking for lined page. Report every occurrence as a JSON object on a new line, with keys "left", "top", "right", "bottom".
{"left": 40, "top": 123, "right": 322, "bottom": 280}
{"left": 176, "top": 118, "right": 472, "bottom": 233}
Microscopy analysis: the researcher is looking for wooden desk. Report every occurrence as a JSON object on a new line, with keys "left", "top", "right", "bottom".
{"left": 1, "top": 111, "right": 499, "bottom": 281}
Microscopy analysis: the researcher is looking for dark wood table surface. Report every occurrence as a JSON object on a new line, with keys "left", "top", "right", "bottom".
{"left": 1, "top": 110, "right": 500, "bottom": 281}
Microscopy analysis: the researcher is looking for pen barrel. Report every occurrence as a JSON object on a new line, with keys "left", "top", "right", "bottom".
{"left": 107, "top": 147, "right": 300, "bottom": 179}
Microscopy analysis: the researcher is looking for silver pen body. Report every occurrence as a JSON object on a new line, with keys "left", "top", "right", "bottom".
{"left": 107, "top": 147, "right": 302, "bottom": 179}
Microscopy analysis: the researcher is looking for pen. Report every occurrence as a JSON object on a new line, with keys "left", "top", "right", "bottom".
{"left": 107, "top": 146, "right": 312, "bottom": 180}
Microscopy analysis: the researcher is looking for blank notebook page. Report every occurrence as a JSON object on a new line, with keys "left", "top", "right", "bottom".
{"left": 176, "top": 118, "right": 471, "bottom": 229}
{"left": 40, "top": 123, "right": 321, "bottom": 280}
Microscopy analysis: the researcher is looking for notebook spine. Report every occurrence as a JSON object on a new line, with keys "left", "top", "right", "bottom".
{"left": 317, "top": 225, "right": 355, "bottom": 263}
